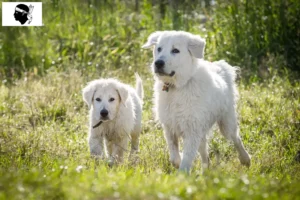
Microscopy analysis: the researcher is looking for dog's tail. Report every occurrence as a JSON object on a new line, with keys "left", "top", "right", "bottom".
{"left": 213, "top": 60, "right": 238, "bottom": 85}
{"left": 135, "top": 73, "right": 143, "bottom": 100}
{"left": 213, "top": 60, "right": 239, "bottom": 101}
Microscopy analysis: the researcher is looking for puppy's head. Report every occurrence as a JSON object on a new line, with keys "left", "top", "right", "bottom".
{"left": 82, "top": 79, "right": 128, "bottom": 122}
{"left": 142, "top": 31, "right": 205, "bottom": 85}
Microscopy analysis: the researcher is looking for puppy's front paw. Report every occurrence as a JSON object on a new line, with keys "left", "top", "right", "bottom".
{"left": 170, "top": 154, "right": 181, "bottom": 169}
{"left": 108, "top": 159, "right": 115, "bottom": 168}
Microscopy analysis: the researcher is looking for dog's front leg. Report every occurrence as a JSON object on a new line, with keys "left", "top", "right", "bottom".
{"left": 179, "top": 132, "right": 201, "bottom": 173}
{"left": 198, "top": 135, "right": 210, "bottom": 173}
{"left": 130, "top": 131, "right": 140, "bottom": 155}
{"left": 107, "top": 136, "right": 129, "bottom": 166}
{"left": 163, "top": 125, "right": 181, "bottom": 169}
{"left": 88, "top": 131, "right": 105, "bottom": 158}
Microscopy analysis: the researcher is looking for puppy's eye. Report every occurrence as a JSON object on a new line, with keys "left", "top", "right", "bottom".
{"left": 171, "top": 48, "right": 180, "bottom": 54}
{"left": 109, "top": 98, "right": 115, "bottom": 102}
{"left": 157, "top": 47, "right": 162, "bottom": 52}
{"left": 95, "top": 98, "right": 101, "bottom": 102}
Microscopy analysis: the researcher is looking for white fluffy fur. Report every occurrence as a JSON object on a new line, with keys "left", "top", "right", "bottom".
{"left": 143, "top": 31, "right": 251, "bottom": 173}
{"left": 82, "top": 74, "right": 143, "bottom": 164}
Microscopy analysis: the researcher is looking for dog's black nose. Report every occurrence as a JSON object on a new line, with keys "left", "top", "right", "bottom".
{"left": 155, "top": 60, "right": 165, "bottom": 69}
{"left": 100, "top": 109, "right": 108, "bottom": 118}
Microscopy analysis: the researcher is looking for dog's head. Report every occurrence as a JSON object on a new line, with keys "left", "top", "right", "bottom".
{"left": 82, "top": 79, "right": 128, "bottom": 122}
{"left": 142, "top": 31, "right": 205, "bottom": 86}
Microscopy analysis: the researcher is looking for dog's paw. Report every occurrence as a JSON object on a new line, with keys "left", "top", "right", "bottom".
{"left": 170, "top": 155, "right": 181, "bottom": 169}
{"left": 239, "top": 154, "right": 251, "bottom": 168}
{"left": 107, "top": 159, "right": 115, "bottom": 168}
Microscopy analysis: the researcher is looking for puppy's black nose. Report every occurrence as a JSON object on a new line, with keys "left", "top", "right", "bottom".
{"left": 100, "top": 109, "right": 108, "bottom": 118}
{"left": 155, "top": 60, "right": 165, "bottom": 69}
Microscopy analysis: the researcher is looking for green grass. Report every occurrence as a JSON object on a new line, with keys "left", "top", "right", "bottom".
{"left": 0, "top": 69, "right": 299, "bottom": 199}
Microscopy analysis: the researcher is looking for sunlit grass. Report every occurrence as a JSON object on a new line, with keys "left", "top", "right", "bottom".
{"left": 0, "top": 69, "right": 299, "bottom": 199}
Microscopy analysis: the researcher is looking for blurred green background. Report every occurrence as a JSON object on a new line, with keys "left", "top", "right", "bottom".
{"left": 1, "top": 0, "right": 299, "bottom": 81}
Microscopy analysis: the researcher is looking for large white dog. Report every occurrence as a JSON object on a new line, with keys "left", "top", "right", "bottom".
{"left": 82, "top": 74, "right": 143, "bottom": 164}
{"left": 142, "top": 31, "right": 251, "bottom": 173}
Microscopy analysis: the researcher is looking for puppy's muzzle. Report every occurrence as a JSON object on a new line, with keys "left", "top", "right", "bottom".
{"left": 100, "top": 109, "right": 109, "bottom": 120}
{"left": 154, "top": 60, "right": 175, "bottom": 77}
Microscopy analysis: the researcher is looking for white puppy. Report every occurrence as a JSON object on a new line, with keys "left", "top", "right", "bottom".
{"left": 142, "top": 31, "right": 251, "bottom": 173}
{"left": 82, "top": 74, "right": 143, "bottom": 164}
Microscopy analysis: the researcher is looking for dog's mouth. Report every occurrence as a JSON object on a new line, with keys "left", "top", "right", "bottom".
{"left": 100, "top": 117, "right": 109, "bottom": 121}
{"left": 93, "top": 117, "right": 110, "bottom": 129}
{"left": 155, "top": 69, "right": 175, "bottom": 77}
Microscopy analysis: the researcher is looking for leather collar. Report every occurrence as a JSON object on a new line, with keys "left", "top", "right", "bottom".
{"left": 162, "top": 83, "right": 174, "bottom": 92}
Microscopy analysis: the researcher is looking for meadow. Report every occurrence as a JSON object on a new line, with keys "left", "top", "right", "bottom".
{"left": 0, "top": 0, "right": 300, "bottom": 199}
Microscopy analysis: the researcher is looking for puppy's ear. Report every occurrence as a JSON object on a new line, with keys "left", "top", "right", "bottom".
{"left": 116, "top": 85, "right": 128, "bottom": 107}
{"left": 82, "top": 82, "right": 96, "bottom": 109}
{"left": 142, "top": 31, "right": 162, "bottom": 49}
{"left": 188, "top": 35, "right": 206, "bottom": 59}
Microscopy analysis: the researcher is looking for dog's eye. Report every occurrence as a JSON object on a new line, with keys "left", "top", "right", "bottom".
{"left": 109, "top": 98, "right": 115, "bottom": 102}
{"left": 95, "top": 98, "right": 101, "bottom": 102}
{"left": 171, "top": 48, "right": 180, "bottom": 54}
{"left": 157, "top": 47, "right": 162, "bottom": 52}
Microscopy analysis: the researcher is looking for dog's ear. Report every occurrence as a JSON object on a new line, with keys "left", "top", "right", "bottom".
{"left": 188, "top": 35, "right": 206, "bottom": 59}
{"left": 82, "top": 82, "right": 96, "bottom": 109}
{"left": 142, "top": 31, "right": 162, "bottom": 49}
{"left": 116, "top": 85, "right": 128, "bottom": 107}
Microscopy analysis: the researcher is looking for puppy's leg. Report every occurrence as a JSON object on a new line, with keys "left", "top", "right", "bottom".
{"left": 129, "top": 133, "right": 140, "bottom": 164}
{"left": 88, "top": 131, "right": 105, "bottom": 158}
{"left": 115, "top": 136, "right": 129, "bottom": 163}
{"left": 105, "top": 138, "right": 113, "bottom": 160}
{"left": 198, "top": 136, "right": 210, "bottom": 172}
{"left": 108, "top": 136, "right": 129, "bottom": 166}
{"left": 163, "top": 126, "right": 181, "bottom": 169}
{"left": 129, "top": 131, "right": 140, "bottom": 158}
{"left": 180, "top": 132, "right": 201, "bottom": 173}
{"left": 218, "top": 111, "right": 251, "bottom": 167}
